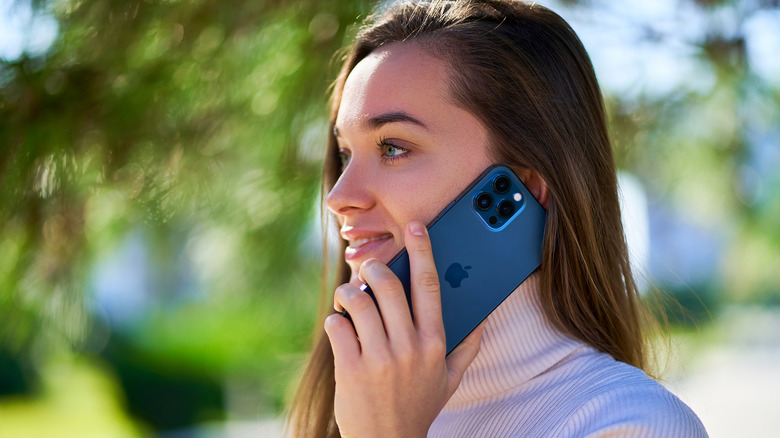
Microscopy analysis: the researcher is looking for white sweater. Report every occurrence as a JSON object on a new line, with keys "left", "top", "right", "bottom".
{"left": 429, "top": 274, "right": 708, "bottom": 437}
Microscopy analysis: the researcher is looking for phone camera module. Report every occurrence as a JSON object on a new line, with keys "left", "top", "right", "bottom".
{"left": 475, "top": 192, "right": 493, "bottom": 211}
{"left": 497, "top": 200, "right": 515, "bottom": 217}
{"left": 493, "top": 175, "right": 511, "bottom": 194}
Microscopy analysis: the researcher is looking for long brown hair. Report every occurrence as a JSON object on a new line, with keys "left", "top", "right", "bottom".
{"left": 288, "top": 1, "right": 648, "bottom": 436}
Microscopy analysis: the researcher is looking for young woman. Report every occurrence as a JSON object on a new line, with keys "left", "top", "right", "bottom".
{"left": 289, "top": 1, "right": 708, "bottom": 437}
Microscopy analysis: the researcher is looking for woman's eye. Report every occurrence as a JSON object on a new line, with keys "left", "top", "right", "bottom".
{"left": 338, "top": 150, "right": 351, "bottom": 170}
{"left": 377, "top": 138, "right": 409, "bottom": 161}
{"left": 383, "top": 143, "right": 405, "bottom": 157}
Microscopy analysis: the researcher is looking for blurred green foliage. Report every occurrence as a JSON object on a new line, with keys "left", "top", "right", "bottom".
{"left": 1, "top": 0, "right": 779, "bottom": 433}
{"left": 1, "top": 0, "right": 367, "bottom": 347}
{"left": 603, "top": 0, "right": 780, "bottom": 302}
{"left": 1, "top": 0, "right": 371, "bottom": 430}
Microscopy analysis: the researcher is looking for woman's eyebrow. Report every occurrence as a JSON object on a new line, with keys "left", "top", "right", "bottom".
{"left": 367, "top": 111, "right": 429, "bottom": 131}
{"left": 333, "top": 111, "right": 429, "bottom": 138}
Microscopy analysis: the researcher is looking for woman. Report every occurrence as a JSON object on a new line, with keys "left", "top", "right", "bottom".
{"left": 289, "top": 1, "right": 707, "bottom": 437}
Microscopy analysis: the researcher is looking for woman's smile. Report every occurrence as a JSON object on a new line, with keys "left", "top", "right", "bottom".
{"left": 341, "top": 227, "right": 395, "bottom": 262}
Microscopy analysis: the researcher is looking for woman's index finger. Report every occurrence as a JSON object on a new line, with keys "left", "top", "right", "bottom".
{"left": 405, "top": 221, "right": 446, "bottom": 340}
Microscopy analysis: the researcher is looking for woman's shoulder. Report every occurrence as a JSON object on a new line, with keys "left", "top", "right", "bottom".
{"left": 544, "top": 348, "right": 709, "bottom": 437}
{"left": 431, "top": 347, "right": 707, "bottom": 438}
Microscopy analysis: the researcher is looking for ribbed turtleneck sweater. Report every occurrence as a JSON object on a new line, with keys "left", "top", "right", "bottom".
{"left": 428, "top": 274, "right": 708, "bottom": 437}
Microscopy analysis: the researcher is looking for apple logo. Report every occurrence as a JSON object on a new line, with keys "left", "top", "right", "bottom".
{"left": 444, "top": 263, "right": 472, "bottom": 288}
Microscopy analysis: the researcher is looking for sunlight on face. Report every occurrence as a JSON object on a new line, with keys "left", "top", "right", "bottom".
{"left": 326, "top": 42, "right": 493, "bottom": 285}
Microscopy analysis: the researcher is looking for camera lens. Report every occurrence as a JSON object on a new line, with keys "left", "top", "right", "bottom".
{"left": 497, "top": 200, "right": 515, "bottom": 217}
{"left": 493, "top": 175, "right": 511, "bottom": 194}
{"left": 475, "top": 192, "right": 493, "bottom": 210}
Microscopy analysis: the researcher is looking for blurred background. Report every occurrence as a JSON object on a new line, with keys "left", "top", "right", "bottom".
{"left": 0, "top": 0, "right": 778, "bottom": 436}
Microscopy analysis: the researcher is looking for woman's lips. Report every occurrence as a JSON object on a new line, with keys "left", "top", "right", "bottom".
{"left": 344, "top": 233, "right": 393, "bottom": 261}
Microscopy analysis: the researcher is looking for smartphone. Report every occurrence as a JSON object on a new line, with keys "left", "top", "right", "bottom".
{"left": 347, "top": 164, "right": 546, "bottom": 355}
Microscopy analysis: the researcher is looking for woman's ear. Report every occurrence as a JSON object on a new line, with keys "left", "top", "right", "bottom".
{"left": 517, "top": 169, "right": 549, "bottom": 210}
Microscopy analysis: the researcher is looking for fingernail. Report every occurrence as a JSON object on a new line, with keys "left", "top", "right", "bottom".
{"left": 409, "top": 221, "right": 425, "bottom": 236}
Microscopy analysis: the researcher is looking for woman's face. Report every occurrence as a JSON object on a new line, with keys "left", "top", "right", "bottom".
{"left": 327, "top": 42, "right": 493, "bottom": 285}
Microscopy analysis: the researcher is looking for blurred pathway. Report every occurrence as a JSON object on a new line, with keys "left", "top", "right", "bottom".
{"left": 666, "top": 306, "right": 780, "bottom": 438}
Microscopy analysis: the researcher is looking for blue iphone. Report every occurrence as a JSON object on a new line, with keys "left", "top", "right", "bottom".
{"left": 350, "top": 164, "right": 547, "bottom": 355}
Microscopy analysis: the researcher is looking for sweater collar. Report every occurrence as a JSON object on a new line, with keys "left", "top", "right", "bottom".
{"left": 445, "top": 272, "right": 582, "bottom": 408}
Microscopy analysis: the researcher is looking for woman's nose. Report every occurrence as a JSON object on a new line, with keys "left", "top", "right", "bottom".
{"left": 325, "top": 161, "right": 376, "bottom": 216}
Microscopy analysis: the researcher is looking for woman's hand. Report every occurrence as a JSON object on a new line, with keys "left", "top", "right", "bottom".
{"left": 324, "top": 220, "right": 484, "bottom": 438}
